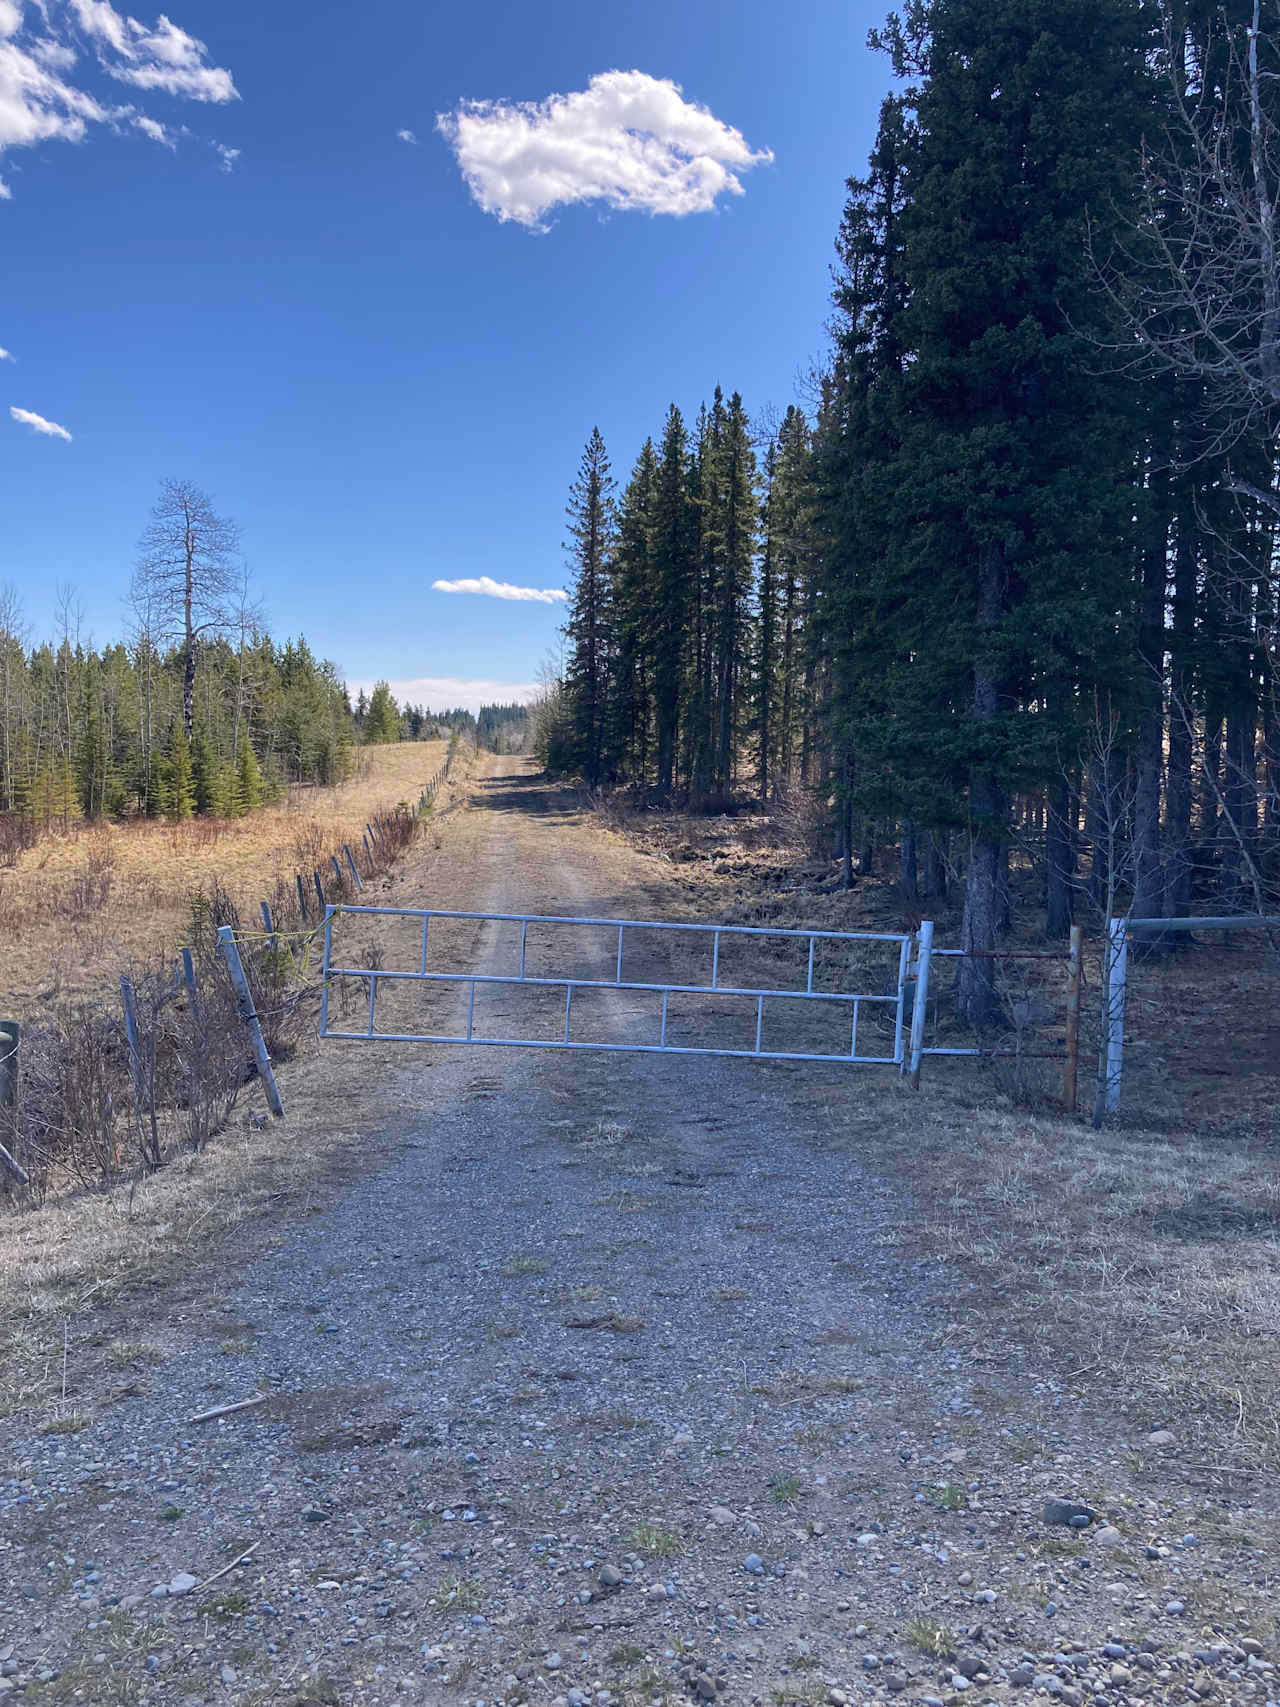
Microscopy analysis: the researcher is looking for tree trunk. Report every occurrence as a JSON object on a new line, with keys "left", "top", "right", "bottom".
{"left": 1164, "top": 482, "right": 1197, "bottom": 916}
{"left": 920, "top": 830, "right": 947, "bottom": 901}
{"left": 958, "top": 781, "right": 1003, "bottom": 1026}
{"left": 900, "top": 820, "right": 919, "bottom": 902}
{"left": 957, "top": 540, "right": 1005, "bottom": 1027}
{"left": 1046, "top": 775, "right": 1074, "bottom": 937}
{"left": 1131, "top": 489, "right": 1168, "bottom": 920}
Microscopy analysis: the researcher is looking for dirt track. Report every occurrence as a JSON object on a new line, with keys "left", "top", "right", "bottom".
{"left": 2, "top": 756, "right": 1278, "bottom": 1707}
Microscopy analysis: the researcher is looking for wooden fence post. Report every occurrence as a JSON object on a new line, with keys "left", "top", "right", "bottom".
{"left": 180, "top": 947, "right": 201, "bottom": 1021}
{"left": 296, "top": 873, "right": 309, "bottom": 922}
{"left": 344, "top": 845, "right": 363, "bottom": 890}
{"left": 0, "top": 1020, "right": 27, "bottom": 1186}
{"left": 0, "top": 1019, "right": 20, "bottom": 1112}
{"left": 1063, "top": 923, "right": 1082, "bottom": 1114}
{"left": 216, "top": 926, "right": 284, "bottom": 1119}
{"left": 314, "top": 870, "right": 325, "bottom": 913}
{"left": 120, "top": 975, "right": 144, "bottom": 1106}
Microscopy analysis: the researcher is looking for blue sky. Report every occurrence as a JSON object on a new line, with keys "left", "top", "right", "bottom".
{"left": 2, "top": 0, "right": 891, "bottom": 710}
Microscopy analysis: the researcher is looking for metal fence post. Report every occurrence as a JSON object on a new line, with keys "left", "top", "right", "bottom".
{"left": 1093, "top": 915, "right": 1129, "bottom": 1125}
{"left": 1063, "top": 923, "right": 1083, "bottom": 1113}
{"left": 907, "top": 920, "right": 934, "bottom": 1087}
{"left": 320, "top": 906, "right": 335, "bottom": 1037}
{"left": 217, "top": 925, "right": 285, "bottom": 1119}
{"left": 1104, "top": 917, "right": 1128, "bottom": 1117}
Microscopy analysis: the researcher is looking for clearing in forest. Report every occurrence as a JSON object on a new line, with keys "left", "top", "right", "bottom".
{"left": 0, "top": 739, "right": 448, "bottom": 1013}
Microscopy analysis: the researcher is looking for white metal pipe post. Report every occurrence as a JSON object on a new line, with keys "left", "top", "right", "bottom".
{"left": 1104, "top": 916, "right": 1129, "bottom": 1117}
{"left": 907, "top": 920, "right": 934, "bottom": 1086}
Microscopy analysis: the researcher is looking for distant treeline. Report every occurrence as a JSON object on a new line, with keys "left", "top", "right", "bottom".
{"left": 0, "top": 618, "right": 461, "bottom": 831}
{"left": 431, "top": 701, "right": 531, "bottom": 753}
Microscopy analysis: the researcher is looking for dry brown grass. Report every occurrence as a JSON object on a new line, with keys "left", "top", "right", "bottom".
{"left": 0, "top": 742, "right": 448, "bottom": 1013}
{"left": 0, "top": 751, "right": 472, "bottom": 1423}
{"left": 599, "top": 793, "right": 1280, "bottom": 1466}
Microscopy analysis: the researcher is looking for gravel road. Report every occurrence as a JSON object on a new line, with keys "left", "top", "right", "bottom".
{"left": 2, "top": 758, "right": 1277, "bottom": 1707}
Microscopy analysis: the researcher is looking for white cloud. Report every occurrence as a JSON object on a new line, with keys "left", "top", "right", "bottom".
{"left": 212, "top": 140, "right": 238, "bottom": 171}
{"left": 433, "top": 575, "right": 566, "bottom": 604}
{"left": 0, "top": 0, "right": 236, "bottom": 196}
{"left": 132, "top": 111, "right": 167, "bottom": 143}
{"left": 67, "top": 1, "right": 235, "bottom": 101}
{"left": 396, "top": 127, "right": 417, "bottom": 144}
{"left": 0, "top": 346, "right": 11, "bottom": 360}
{"left": 350, "top": 677, "right": 539, "bottom": 716}
{"left": 10, "top": 404, "right": 71, "bottom": 440}
{"left": 436, "top": 69, "right": 772, "bottom": 229}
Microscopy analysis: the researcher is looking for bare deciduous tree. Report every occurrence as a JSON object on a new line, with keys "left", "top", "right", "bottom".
{"left": 1100, "top": 1, "right": 1280, "bottom": 463}
{"left": 131, "top": 479, "right": 246, "bottom": 740}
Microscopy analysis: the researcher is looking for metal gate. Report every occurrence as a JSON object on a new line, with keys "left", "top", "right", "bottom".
{"left": 319, "top": 905, "right": 916, "bottom": 1066}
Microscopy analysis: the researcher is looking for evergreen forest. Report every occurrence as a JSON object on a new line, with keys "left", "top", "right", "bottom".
{"left": 545, "top": 0, "right": 1280, "bottom": 1020}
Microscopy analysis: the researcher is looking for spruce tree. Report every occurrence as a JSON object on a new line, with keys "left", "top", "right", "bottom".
{"left": 563, "top": 427, "right": 617, "bottom": 788}
{"left": 191, "top": 726, "right": 217, "bottom": 815}
{"left": 650, "top": 406, "right": 695, "bottom": 796}
{"left": 235, "top": 738, "right": 265, "bottom": 814}
{"left": 364, "top": 681, "right": 401, "bottom": 744}
{"left": 166, "top": 727, "right": 196, "bottom": 821}
{"left": 869, "top": 0, "right": 1147, "bottom": 1020}
{"left": 609, "top": 439, "right": 659, "bottom": 780}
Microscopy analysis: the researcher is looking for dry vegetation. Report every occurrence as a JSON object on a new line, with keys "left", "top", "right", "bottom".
{"left": 1, "top": 765, "right": 1276, "bottom": 1476}
{"left": 0, "top": 740, "right": 448, "bottom": 1013}
{"left": 594, "top": 791, "right": 1280, "bottom": 1465}
{"left": 0, "top": 753, "right": 471, "bottom": 1423}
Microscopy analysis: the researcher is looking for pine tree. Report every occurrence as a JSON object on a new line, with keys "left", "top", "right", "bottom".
{"left": 650, "top": 406, "right": 695, "bottom": 796}
{"left": 191, "top": 726, "right": 217, "bottom": 815}
{"left": 563, "top": 427, "right": 617, "bottom": 788}
{"left": 866, "top": 0, "right": 1147, "bottom": 1020}
{"left": 609, "top": 439, "right": 659, "bottom": 780}
{"left": 235, "top": 738, "right": 265, "bottom": 814}
{"left": 710, "top": 391, "right": 758, "bottom": 793}
{"left": 166, "top": 727, "right": 196, "bottom": 821}
{"left": 364, "top": 681, "right": 400, "bottom": 744}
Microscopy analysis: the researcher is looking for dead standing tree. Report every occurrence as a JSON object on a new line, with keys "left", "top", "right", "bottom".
{"left": 1100, "top": 1, "right": 1280, "bottom": 451}
{"left": 131, "top": 479, "right": 245, "bottom": 741}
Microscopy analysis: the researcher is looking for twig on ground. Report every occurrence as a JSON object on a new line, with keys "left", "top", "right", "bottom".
{"left": 196, "top": 1539, "right": 261, "bottom": 1590}
{"left": 188, "top": 1394, "right": 268, "bottom": 1425}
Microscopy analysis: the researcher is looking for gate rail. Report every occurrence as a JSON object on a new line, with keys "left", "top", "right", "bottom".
{"left": 320, "top": 905, "right": 913, "bottom": 1065}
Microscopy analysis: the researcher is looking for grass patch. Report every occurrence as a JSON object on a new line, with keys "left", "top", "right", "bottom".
{"left": 907, "top": 1616, "right": 957, "bottom": 1660}
{"left": 433, "top": 1574, "right": 485, "bottom": 1613}
{"left": 198, "top": 1591, "right": 250, "bottom": 1619}
{"left": 931, "top": 1481, "right": 967, "bottom": 1512}
{"left": 106, "top": 1340, "right": 167, "bottom": 1368}
{"left": 628, "top": 1520, "right": 682, "bottom": 1558}
{"left": 770, "top": 1475, "right": 805, "bottom": 1504}
{"left": 501, "top": 1255, "right": 547, "bottom": 1277}
{"left": 38, "top": 1409, "right": 91, "bottom": 1435}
